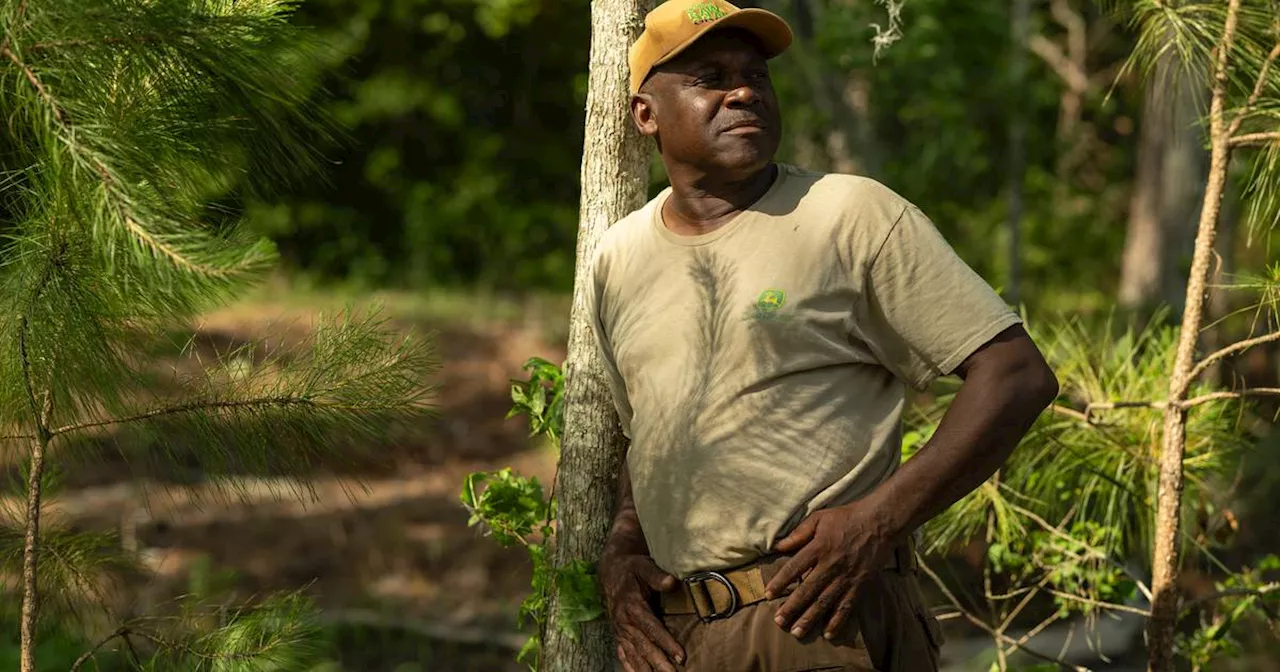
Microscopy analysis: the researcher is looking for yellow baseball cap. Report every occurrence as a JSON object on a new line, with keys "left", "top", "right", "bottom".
{"left": 629, "top": 0, "right": 793, "bottom": 95}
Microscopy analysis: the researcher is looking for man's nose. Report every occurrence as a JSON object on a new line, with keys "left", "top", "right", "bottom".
{"left": 724, "top": 78, "right": 762, "bottom": 107}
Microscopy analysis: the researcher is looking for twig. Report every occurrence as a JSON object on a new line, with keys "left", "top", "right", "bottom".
{"left": 1078, "top": 387, "right": 1280, "bottom": 415}
{"left": 70, "top": 626, "right": 131, "bottom": 672}
{"left": 1182, "top": 387, "right": 1280, "bottom": 408}
{"left": 28, "top": 34, "right": 164, "bottom": 51}
{"left": 1002, "top": 499, "right": 1153, "bottom": 602}
{"left": 1230, "top": 132, "right": 1280, "bottom": 148}
{"left": 1226, "top": 41, "right": 1280, "bottom": 138}
{"left": 1049, "top": 404, "right": 1091, "bottom": 423}
{"left": 1084, "top": 400, "right": 1165, "bottom": 421}
{"left": 52, "top": 396, "right": 320, "bottom": 437}
{"left": 1180, "top": 582, "right": 1279, "bottom": 611}
{"left": 1045, "top": 589, "right": 1152, "bottom": 616}
{"left": 2, "top": 45, "right": 65, "bottom": 124}
{"left": 1011, "top": 611, "right": 1065, "bottom": 650}
{"left": 1188, "top": 330, "right": 1280, "bottom": 383}
{"left": 1028, "top": 33, "right": 1090, "bottom": 93}
{"left": 918, "top": 561, "right": 1092, "bottom": 672}
{"left": 999, "top": 574, "right": 1054, "bottom": 633}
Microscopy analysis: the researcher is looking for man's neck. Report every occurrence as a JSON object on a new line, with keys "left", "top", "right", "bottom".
{"left": 661, "top": 162, "right": 777, "bottom": 234}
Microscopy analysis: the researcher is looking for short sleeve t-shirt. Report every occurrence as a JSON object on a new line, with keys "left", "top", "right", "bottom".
{"left": 587, "top": 164, "right": 1021, "bottom": 578}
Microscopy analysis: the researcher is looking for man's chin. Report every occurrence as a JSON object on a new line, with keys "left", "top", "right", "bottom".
{"left": 708, "top": 149, "right": 776, "bottom": 178}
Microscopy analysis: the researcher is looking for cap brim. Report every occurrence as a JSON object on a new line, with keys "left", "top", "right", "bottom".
{"left": 651, "top": 8, "right": 793, "bottom": 71}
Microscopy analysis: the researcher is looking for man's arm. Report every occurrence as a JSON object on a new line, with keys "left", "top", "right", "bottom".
{"left": 600, "top": 461, "right": 685, "bottom": 671}
{"left": 602, "top": 461, "right": 651, "bottom": 559}
{"left": 766, "top": 324, "right": 1058, "bottom": 639}
{"left": 863, "top": 324, "right": 1058, "bottom": 544}
{"left": 865, "top": 323, "right": 1054, "bottom": 540}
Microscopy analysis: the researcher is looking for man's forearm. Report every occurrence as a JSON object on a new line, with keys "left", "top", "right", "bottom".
{"left": 603, "top": 461, "right": 651, "bottom": 559}
{"left": 863, "top": 334, "right": 1058, "bottom": 543}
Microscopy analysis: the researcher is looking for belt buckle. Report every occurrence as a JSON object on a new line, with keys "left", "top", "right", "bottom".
{"left": 684, "top": 570, "right": 739, "bottom": 622}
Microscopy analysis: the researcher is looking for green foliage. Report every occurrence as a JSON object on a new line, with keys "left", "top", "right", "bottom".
{"left": 0, "top": 0, "right": 437, "bottom": 667}
{"left": 461, "top": 358, "right": 601, "bottom": 670}
{"left": 461, "top": 467, "right": 552, "bottom": 546}
{"left": 1176, "top": 554, "right": 1280, "bottom": 671}
{"left": 140, "top": 591, "right": 330, "bottom": 672}
{"left": 241, "top": 0, "right": 589, "bottom": 290}
{"left": 507, "top": 356, "right": 566, "bottom": 446}
{"left": 918, "top": 313, "right": 1248, "bottom": 565}
{"left": 987, "top": 522, "right": 1140, "bottom": 618}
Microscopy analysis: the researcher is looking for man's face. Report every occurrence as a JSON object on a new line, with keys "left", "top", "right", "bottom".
{"left": 633, "top": 29, "right": 782, "bottom": 177}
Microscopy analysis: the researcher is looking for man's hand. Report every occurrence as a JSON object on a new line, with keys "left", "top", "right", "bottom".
{"left": 764, "top": 501, "right": 894, "bottom": 641}
{"left": 600, "top": 552, "right": 686, "bottom": 672}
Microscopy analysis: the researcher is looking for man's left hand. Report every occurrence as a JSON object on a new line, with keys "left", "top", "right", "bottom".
{"left": 764, "top": 500, "right": 896, "bottom": 640}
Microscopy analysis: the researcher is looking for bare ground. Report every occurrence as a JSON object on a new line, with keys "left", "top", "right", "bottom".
{"left": 8, "top": 291, "right": 569, "bottom": 671}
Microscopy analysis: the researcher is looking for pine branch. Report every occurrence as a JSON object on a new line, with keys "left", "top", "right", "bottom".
{"left": 1226, "top": 40, "right": 1280, "bottom": 138}
{"left": 1080, "top": 388, "right": 1280, "bottom": 414}
{"left": 918, "top": 560, "right": 1092, "bottom": 672}
{"left": 28, "top": 34, "right": 165, "bottom": 52}
{"left": 51, "top": 395, "right": 324, "bottom": 437}
{"left": 18, "top": 255, "right": 55, "bottom": 672}
{"left": 1230, "top": 131, "right": 1280, "bottom": 147}
{"left": 1187, "top": 329, "right": 1280, "bottom": 382}
{"left": 70, "top": 626, "right": 131, "bottom": 672}
{"left": 1002, "top": 497, "right": 1153, "bottom": 602}
{"left": 1045, "top": 589, "right": 1152, "bottom": 616}
{"left": 1182, "top": 387, "right": 1280, "bottom": 408}
{"left": 4, "top": 33, "right": 263, "bottom": 280}
{"left": 1181, "top": 582, "right": 1280, "bottom": 611}
{"left": 2, "top": 44, "right": 63, "bottom": 124}
{"left": 1048, "top": 404, "right": 1092, "bottom": 423}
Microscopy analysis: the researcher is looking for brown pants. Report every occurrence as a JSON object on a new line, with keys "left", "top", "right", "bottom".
{"left": 660, "top": 569, "right": 944, "bottom": 672}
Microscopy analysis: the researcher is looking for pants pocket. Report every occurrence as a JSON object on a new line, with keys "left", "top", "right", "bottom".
{"left": 916, "top": 608, "right": 945, "bottom": 650}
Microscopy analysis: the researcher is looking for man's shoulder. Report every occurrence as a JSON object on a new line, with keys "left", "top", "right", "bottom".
{"left": 780, "top": 164, "right": 911, "bottom": 215}
{"left": 591, "top": 188, "right": 667, "bottom": 274}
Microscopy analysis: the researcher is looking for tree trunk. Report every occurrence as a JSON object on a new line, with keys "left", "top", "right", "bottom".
{"left": 541, "top": 0, "right": 653, "bottom": 670}
{"left": 1158, "top": 59, "right": 1210, "bottom": 314}
{"left": 1147, "top": 2, "right": 1241, "bottom": 670}
{"left": 20, "top": 433, "right": 48, "bottom": 672}
{"left": 1119, "top": 46, "right": 1208, "bottom": 312}
{"left": 1007, "top": 0, "right": 1030, "bottom": 306}
{"left": 1119, "top": 71, "right": 1167, "bottom": 308}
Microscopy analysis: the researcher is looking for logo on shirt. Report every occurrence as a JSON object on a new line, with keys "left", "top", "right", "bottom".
{"left": 751, "top": 288, "right": 788, "bottom": 321}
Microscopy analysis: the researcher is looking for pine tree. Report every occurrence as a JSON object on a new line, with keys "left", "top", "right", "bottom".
{"left": 0, "top": 1, "right": 435, "bottom": 670}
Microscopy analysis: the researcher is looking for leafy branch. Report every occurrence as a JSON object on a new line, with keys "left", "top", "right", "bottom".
{"left": 461, "top": 357, "right": 599, "bottom": 670}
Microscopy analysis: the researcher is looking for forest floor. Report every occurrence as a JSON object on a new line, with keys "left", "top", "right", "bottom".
{"left": 8, "top": 281, "right": 1273, "bottom": 671}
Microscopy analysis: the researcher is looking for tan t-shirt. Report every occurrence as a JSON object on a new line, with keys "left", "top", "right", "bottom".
{"left": 587, "top": 164, "right": 1021, "bottom": 578}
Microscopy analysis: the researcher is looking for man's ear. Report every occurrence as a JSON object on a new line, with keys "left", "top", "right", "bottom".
{"left": 630, "top": 93, "right": 659, "bottom": 138}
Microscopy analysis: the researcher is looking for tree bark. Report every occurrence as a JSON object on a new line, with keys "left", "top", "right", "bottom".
{"left": 20, "top": 433, "right": 47, "bottom": 672}
{"left": 1147, "top": 2, "right": 1241, "bottom": 670}
{"left": 541, "top": 1, "right": 653, "bottom": 670}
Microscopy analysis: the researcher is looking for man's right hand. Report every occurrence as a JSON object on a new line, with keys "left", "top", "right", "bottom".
{"left": 600, "top": 552, "right": 686, "bottom": 672}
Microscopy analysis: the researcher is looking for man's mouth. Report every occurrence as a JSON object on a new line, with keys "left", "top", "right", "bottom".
{"left": 722, "top": 118, "right": 767, "bottom": 134}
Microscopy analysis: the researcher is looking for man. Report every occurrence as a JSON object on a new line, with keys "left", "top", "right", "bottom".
{"left": 587, "top": 1, "right": 1059, "bottom": 670}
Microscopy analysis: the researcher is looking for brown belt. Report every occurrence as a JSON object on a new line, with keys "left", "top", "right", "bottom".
{"left": 661, "top": 540, "right": 917, "bottom": 622}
